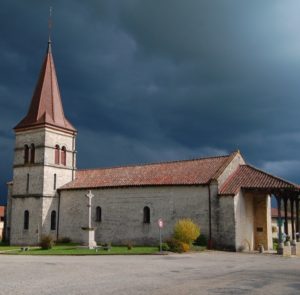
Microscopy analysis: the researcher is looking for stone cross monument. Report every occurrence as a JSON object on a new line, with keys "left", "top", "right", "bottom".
{"left": 81, "top": 190, "right": 97, "bottom": 249}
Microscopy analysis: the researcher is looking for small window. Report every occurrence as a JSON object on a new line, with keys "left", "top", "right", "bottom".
{"left": 96, "top": 206, "right": 102, "bottom": 222}
{"left": 61, "top": 146, "right": 66, "bottom": 166}
{"left": 26, "top": 174, "right": 30, "bottom": 194}
{"left": 24, "top": 145, "right": 29, "bottom": 164}
{"left": 54, "top": 145, "right": 60, "bottom": 165}
{"left": 53, "top": 174, "right": 57, "bottom": 190}
{"left": 143, "top": 206, "right": 150, "bottom": 224}
{"left": 50, "top": 211, "right": 56, "bottom": 230}
{"left": 24, "top": 210, "right": 29, "bottom": 230}
{"left": 30, "top": 144, "right": 35, "bottom": 164}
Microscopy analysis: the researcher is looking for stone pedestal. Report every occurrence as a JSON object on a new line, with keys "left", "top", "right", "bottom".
{"left": 81, "top": 227, "right": 97, "bottom": 249}
{"left": 295, "top": 242, "right": 300, "bottom": 256}
{"left": 282, "top": 245, "right": 292, "bottom": 257}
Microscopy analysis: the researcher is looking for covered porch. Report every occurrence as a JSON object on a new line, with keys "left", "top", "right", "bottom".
{"left": 219, "top": 164, "right": 300, "bottom": 254}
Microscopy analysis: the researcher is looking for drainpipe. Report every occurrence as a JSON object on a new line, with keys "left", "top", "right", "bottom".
{"left": 208, "top": 184, "right": 212, "bottom": 249}
{"left": 56, "top": 190, "right": 61, "bottom": 241}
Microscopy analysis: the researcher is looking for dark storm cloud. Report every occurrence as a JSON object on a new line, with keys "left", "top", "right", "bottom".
{"left": 1, "top": 0, "right": 300, "bottom": 203}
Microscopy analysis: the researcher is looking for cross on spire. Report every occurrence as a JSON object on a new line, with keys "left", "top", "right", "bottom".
{"left": 48, "top": 6, "right": 53, "bottom": 41}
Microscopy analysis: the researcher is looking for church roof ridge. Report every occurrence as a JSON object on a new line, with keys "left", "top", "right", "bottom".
{"left": 77, "top": 153, "right": 232, "bottom": 172}
{"left": 14, "top": 39, "right": 76, "bottom": 133}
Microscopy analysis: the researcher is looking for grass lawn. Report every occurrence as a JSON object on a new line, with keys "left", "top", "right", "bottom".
{"left": 0, "top": 244, "right": 160, "bottom": 255}
{"left": 0, "top": 242, "right": 21, "bottom": 251}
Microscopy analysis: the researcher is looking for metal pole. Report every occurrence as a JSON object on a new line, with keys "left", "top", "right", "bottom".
{"left": 159, "top": 227, "right": 162, "bottom": 253}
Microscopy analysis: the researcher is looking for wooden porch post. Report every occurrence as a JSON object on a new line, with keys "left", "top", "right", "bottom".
{"left": 296, "top": 196, "right": 299, "bottom": 241}
{"left": 276, "top": 195, "right": 283, "bottom": 254}
{"left": 290, "top": 197, "right": 295, "bottom": 241}
{"left": 284, "top": 198, "right": 288, "bottom": 235}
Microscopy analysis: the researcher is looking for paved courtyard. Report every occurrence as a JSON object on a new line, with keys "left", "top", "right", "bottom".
{"left": 0, "top": 252, "right": 299, "bottom": 295}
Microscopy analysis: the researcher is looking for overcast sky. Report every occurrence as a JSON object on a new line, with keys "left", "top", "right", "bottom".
{"left": 1, "top": 0, "right": 300, "bottom": 203}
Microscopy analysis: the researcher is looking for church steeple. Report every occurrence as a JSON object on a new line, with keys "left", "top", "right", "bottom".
{"left": 14, "top": 39, "right": 76, "bottom": 133}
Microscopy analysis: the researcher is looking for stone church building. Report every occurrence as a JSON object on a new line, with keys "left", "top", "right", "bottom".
{"left": 6, "top": 40, "right": 300, "bottom": 251}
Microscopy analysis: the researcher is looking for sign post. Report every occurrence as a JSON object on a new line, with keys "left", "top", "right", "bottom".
{"left": 158, "top": 218, "right": 164, "bottom": 253}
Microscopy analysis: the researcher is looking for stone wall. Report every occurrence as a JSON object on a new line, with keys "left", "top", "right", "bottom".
{"left": 234, "top": 191, "right": 254, "bottom": 251}
{"left": 218, "top": 196, "right": 236, "bottom": 250}
{"left": 8, "top": 127, "right": 76, "bottom": 245}
{"left": 217, "top": 152, "right": 245, "bottom": 187}
{"left": 9, "top": 196, "right": 42, "bottom": 245}
{"left": 59, "top": 186, "right": 210, "bottom": 245}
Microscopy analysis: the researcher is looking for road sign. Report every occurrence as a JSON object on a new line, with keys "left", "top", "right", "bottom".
{"left": 158, "top": 218, "right": 164, "bottom": 228}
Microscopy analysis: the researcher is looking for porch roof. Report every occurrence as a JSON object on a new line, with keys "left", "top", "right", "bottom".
{"left": 219, "top": 165, "right": 300, "bottom": 196}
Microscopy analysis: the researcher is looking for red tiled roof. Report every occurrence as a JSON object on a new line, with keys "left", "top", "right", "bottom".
{"left": 0, "top": 206, "right": 5, "bottom": 217}
{"left": 219, "top": 164, "right": 300, "bottom": 195}
{"left": 60, "top": 154, "right": 235, "bottom": 190}
{"left": 14, "top": 39, "right": 76, "bottom": 133}
{"left": 271, "top": 208, "right": 291, "bottom": 218}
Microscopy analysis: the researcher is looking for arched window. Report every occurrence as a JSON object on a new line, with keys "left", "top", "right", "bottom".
{"left": 50, "top": 210, "right": 56, "bottom": 230}
{"left": 24, "top": 145, "right": 29, "bottom": 164}
{"left": 54, "top": 145, "right": 60, "bottom": 165}
{"left": 26, "top": 174, "right": 30, "bottom": 194}
{"left": 30, "top": 144, "right": 35, "bottom": 164}
{"left": 61, "top": 146, "right": 66, "bottom": 166}
{"left": 143, "top": 206, "right": 150, "bottom": 224}
{"left": 96, "top": 206, "right": 102, "bottom": 222}
{"left": 24, "top": 210, "right": 29, "bottom": 230}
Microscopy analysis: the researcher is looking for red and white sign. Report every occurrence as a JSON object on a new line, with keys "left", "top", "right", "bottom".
{"left": 158, "top": 218, "right": 164, "bottom": 228}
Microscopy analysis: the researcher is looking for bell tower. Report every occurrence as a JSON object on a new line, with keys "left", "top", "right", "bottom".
{"left": 8, "top": 39, "right": 77, "bottom": 245}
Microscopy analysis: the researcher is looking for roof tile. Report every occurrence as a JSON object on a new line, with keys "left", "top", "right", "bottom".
{"left": 219, "top": 164, "right": 300, "bottom": 195}
{"left": 60, "top": 154, "right": 232, "bottom": 190}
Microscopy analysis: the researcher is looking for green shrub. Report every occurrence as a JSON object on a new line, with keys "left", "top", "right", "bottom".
{"left": 40, "top": 235, "right": 54, "bottom": 250}
{"left": 194, "top": 234, "right": 207, "bottom": 246}
{"left": 127, "top": 241, "right": 133, "bottom": 250}
{"left": 173, "top": 218, "right": 200, "bottom": 245}
{"left": 159, "top": 242, "right": 170, "bottom": 251}
{"left": 166, "top": 238, "right": 184, "bottom": 253}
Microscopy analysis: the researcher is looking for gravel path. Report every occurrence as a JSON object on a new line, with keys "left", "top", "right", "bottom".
{"left": 0, "top": 252, "right": 299, "bottom": 295}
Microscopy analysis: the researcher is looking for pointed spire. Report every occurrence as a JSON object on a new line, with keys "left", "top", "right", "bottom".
{"left": 14, "top": 40, "right": 76, "bottom": 133}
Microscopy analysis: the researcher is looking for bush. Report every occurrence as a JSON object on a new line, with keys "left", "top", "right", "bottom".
{"left": 166, "top": 239, "right": 190, "bottom": 253}
{"left": 56, "top": 237, "right": 72, "bottom": 244}
{"left": 173, "top": 218, "right": 200, "bottom": 245}
{"left": 166, "top": 238, "right": 184, "bottom": 253}
{"left": 181, "top": 242, "right": 190, "bottom": 252}
{"left": 127, "top": 241, "right": 133, "bottom": 250}
{"left": 40, "top": 235, "right": 54, "bottom": 250}
{"left": 194, "top": 234, "right": 207, "bottom": 246}
{"left": 159, "top": 242, "right": 170, "bottom": 251}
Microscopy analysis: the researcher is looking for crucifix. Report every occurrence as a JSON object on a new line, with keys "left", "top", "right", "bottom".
{"left": 85, "top": 190, "right": 94, "bottom": 229}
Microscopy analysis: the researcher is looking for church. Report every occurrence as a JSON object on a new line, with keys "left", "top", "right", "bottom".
{"left": 5, "top": 39, "right": 300, "bottom": 251}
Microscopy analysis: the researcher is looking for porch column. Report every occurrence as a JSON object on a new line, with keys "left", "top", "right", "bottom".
{"left": 284, "top": 198, "right": 288, "bottom": 235}
{"left": 290, "top": 197, "right": 295, "bottom": 241}
{"left": 296, "top": 196, "right": 299, "bottom": 241}
{"left": 276, "top": 195, "right": 283, "bottom": 254}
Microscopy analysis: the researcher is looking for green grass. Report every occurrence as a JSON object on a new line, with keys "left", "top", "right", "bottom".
{"left": 0, "top": 242, "right": 21, "bottom": 251}
{"left": 0, "top": 244, "right": 159, "bottom": 255}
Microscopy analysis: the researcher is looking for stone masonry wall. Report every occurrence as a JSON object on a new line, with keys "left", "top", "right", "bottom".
{"left": 9, "top": 127, "right": 76, "bottom": 245}
{"left": 59, "top": 186, "right": 210, "bottom": 245}
{"left": 234, "top": 191, "right": 254, "bottom": 251}
{"left": 218, "top": 196, "right": 236, "bottom": 250}
{"left": 9, "top": 197, "right": 42, "bottom": 245}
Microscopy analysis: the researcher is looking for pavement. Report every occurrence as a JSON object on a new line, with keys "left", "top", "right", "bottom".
{"left": 0, "top": 251, "right": 299, "bottom": 295}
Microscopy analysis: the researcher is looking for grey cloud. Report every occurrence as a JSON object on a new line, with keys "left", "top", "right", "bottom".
{"left": 0, "top": 0, "right": 300, "bottom": 203}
